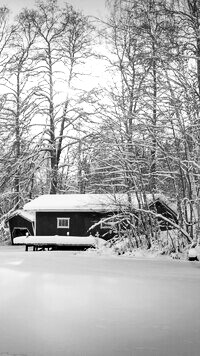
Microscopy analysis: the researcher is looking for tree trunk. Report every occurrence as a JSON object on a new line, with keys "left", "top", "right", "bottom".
{"left": 14, "top": 70, "right": 21, "bottom": 208}
{"left": 150, "top": 40, "right": 157, "bottom": 192}
{"left": 48, "top": 43, "right": 57, "bottom": 194}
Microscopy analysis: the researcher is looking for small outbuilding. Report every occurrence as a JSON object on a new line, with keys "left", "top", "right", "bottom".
{"left": 5, "top": 210, "right": 35, "bottom": 244}
{"left": 148, "top": 199, "right": 178, "bottom": 229}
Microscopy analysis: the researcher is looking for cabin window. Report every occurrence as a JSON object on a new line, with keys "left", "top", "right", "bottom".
{"left": 57, "top": 218, "right": 70, "bottom": 229}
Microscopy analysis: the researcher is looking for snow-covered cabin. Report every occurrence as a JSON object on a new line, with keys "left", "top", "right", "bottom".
{"left": 22, "top": 194, "right": 121, "bottom": 240}
{"left": 7, "top": 193, "right": 177, "bottom": 244}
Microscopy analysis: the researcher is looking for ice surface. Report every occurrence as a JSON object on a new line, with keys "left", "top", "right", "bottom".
{"left": 0, "top": 247, "right": 200, "bottom": 356}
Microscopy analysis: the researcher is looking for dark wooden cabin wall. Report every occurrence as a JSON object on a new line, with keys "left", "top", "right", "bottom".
{"left": 36, "top": 211, "right": 111, "bottom": 238}
{"left": 35, "top": 202, "right": 178, "bottom": 238}
{"left": 9, "top": 216, "right": 34, "bottom": 243}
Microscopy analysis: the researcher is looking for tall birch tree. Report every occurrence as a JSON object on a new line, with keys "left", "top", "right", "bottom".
{"left": 0, "top": 10, "right": 39, "bottom": 209}
{"left": 26, "top": 0, "right": 94, "bottom": 194}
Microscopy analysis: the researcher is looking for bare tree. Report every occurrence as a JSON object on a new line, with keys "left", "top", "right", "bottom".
{"left": 92, "top": 0, "right": 195, "bottom": 251}
{"left": 0, "top": 9, "right": 40, "bottom": 209}
{"left": 26, "top": 0, "right": 95, "bottom": 194}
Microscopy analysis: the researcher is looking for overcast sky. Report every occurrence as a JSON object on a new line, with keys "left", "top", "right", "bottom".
{"left": 3, "top": 0, "right": 107, "bottom": 18}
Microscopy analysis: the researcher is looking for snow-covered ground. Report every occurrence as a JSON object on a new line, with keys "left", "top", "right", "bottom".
{"left": 0, "top": 246, "right": 200, "bottom": 356}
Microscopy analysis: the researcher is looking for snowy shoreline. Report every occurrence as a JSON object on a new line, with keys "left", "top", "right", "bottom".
{"left": 0, "top": 244, "right": 191, "bottom": 263}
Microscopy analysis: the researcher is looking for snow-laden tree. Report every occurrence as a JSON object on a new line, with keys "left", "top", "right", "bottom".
{"left": 0, "top": 9, "right": 41, "bottom": 210}
{"left": 90, "top": 0, "right": 197, "bottom": 251}
{"left": 151, "top": 0, "right": 200, "bottom": 241}
{"left": 24, "top": 0, "right": 96, "bottom": 194}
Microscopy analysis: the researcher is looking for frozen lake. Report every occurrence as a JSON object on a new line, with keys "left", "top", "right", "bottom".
{"left": 0, "top": 246, "right": 200, "bottom": 356}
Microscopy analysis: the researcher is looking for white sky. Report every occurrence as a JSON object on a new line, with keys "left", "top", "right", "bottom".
{"left": 2, "top": 0, "right": 107, "bottom": 18}
{"left": 2, "top": 0, "right": 109, "bottom": 92}
{"left": 2, "top": 0, "right": 110, "bottom": 137}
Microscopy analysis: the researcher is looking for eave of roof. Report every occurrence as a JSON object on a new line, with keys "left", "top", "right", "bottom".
{"left": 5, "top": 210, "right": 35, "bottom": 223}
{"left": 149, "top": 198, "right": 177, "bottom": 216}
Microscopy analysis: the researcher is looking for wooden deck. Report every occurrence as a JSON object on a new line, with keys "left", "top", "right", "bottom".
{"left": 13, "top": 235, "right": 105, "bottom": 251}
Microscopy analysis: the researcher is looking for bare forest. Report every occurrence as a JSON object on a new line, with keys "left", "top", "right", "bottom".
{"left": 0, "top": 0, "right": 200, "bottom": 254}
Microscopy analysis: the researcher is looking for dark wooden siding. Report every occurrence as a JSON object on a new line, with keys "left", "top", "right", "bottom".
{"left": 149, "top": 200, "right": 178, "bottom": 229}
{"left": 8, "top": 216, "right": 34, "bottom": 244}
{"left": 36, "top": 211, "right": 112, "bottom": 239}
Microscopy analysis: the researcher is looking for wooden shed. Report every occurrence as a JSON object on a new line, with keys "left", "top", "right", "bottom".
{"left": 149, "top": 198, "right": 178, "bottom": 229}
{"left": 5, "top": 210, "right": 35, "bottom": 244}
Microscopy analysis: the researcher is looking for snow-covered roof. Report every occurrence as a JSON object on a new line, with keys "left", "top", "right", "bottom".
{"left": 23, "top": 193, "right": 170, "bottom": 213}
{"left": 23, "top": 194, "right": 121, "bottom": 212}
{"left": 5, "top": 209, "right": 35, "bottom": 223}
